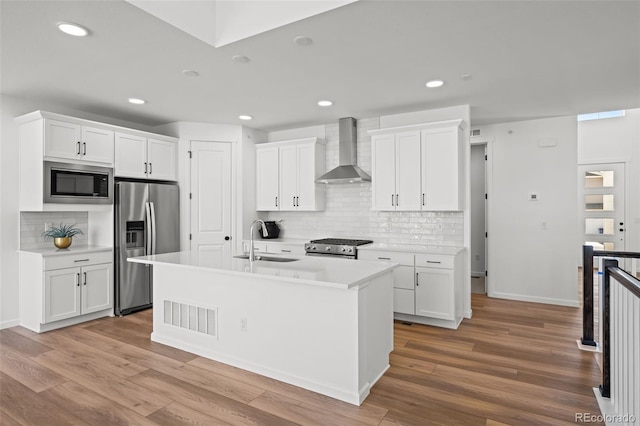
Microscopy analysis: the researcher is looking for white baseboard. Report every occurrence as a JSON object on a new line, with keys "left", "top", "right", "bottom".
{"left": 0, "top": 319, "right": 20, "bottom": 330}
{"left": 490, "top": 291, "right": 579, "bottom": 307}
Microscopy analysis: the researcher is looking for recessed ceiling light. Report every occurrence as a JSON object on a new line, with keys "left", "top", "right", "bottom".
{"left": 238, "top": 115, "right": 253, "bottom": 120}
{"left": 293, "top": 36, "right": 313, "bottom": 46}
{"left": 182, "top": 70, "right": 199, "bottom": 77}
{"left": 128, "top": 98, "right": 146, "bottom": 105}
{"left": 426, "top": 80, "right": 444, "bottom": 88}
{"left": 317, "top": 100, "right": 333, "bottom": 107}
{"left": 57, "top": 22, "right": 89, "bottom": 37}
{"left": 232, "top": 55, "right": 250, "bottom": 63}
{"left": 461, "top": 74, "right": 472, "bottom": 81}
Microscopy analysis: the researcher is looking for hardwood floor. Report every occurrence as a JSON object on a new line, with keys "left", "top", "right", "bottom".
{"left": 0, "top": 294, "right": 604, "bottom": 425}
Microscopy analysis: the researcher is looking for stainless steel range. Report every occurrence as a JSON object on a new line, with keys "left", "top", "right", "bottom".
{"left": 304, "top": 238, "right": 373, "bottom": 259}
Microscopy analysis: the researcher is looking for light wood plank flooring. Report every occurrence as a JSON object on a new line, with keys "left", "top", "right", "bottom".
{"left": 0, "top": 294, "right": 604, "bottom": 425}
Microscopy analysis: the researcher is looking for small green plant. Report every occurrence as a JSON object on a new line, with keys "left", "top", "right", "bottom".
{"left": 42, "top": 223, "right": 84, "bottom": 240}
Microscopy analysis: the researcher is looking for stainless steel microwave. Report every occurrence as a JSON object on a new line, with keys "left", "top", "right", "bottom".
{"left": 44, "top": 161, "right": 113, "bottom": 204}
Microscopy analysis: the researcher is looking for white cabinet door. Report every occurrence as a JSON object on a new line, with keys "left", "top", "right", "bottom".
{"left": 394, "top": 288, "right": 415, "bottom": 315}
{"left": 278, "top": 145, "right": 298, "bottom": 211}
{"left": 147, "top": 138, "right": 177, "bottom": 181}
{"left": 421, "top": 128, "right": 460, "bottom": 211}
{"left": 45, "top": 119, "right": 82, "bottom": 161}
{"left": 81, "top": 263, "right": 113, "bottom": 314}
{"left": 395, "top": 131, "right": 422, "bottom": 211}
{"left": 44, "top": 268, "right": 81, "bottom": 323}
{"left": 296, "top": 143, "right": 317, "bottom": 211}
{"left": 415, "top": 267, "right": 454, "bottom": 320}
{"left": 81, "top": 126, "right": 114, "bottom": 164}
{"left": 115, "top": 133, "right": 147, "bottom": 178}
{"left": 256, "top": 146, "right": 280, "bottom": 211}
{"left": 371, "top": 134, "right": 397, "bottom": 211}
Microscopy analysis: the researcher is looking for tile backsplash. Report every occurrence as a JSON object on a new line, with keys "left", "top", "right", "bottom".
{"left": 267, "top": 118, "right": 464, "bottom": 247}
{"left": 20, "top": 211, "right": 89, "bottom": 249}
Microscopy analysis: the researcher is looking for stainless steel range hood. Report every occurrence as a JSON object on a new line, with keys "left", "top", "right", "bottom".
{"left": 316, "top": 117, "right": 371, "bottom": 184}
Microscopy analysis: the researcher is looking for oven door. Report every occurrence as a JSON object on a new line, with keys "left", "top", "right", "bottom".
{"left": 44, "top": 161, "right": 113, "bottom": 204}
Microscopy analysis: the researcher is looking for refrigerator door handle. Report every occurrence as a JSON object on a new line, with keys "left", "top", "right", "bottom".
{"left": 149, "top": 202, "right": 157, "bottom": 255}
{"left": 145, "top": 202, "right": 152, "bottom": 256}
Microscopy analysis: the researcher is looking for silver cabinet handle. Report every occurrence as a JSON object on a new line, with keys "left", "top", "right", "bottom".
{"left": 76, "top": 272, "right": 80, "bottom": 286}
{"left": 275, "top": 196, "right": 278, "bottom": 207}
{"left": 422, "top": 193, "right": 425, "bottom": 206}
{"left": 281, "top": 249, "right": 291, "bottom": 253}
{"left": 426, "top": 260, "right": 441, "bottom": 264}
{"left": 391, "top": 194, "right": 395, "bottom": 206}
{"left": 144, "top": 162, "right": 148, "bottom": 174}
{"left": 74, "top": 259, "right": 90, "bottom": 263}
{"left": 149, "top": 163, "right": 152, "bottom": 175}
{"left": 76, "top": 141, "right": 81, "bottom": 155}
{"left": 293, "top": 196, "right": 296, "bottom": 207}
{"left": 296, "top": 196, "right": 299, "bottom": 207}
{"left": 83, "top": 272, "right": 87, "bottom": 285}
{"left": 396, "top": 194, "right": 399, "bottom": 206}
{"left": 416, "top": 272, "right": 419, "bottom": 286}
{"left": 378, "top": 257, "right": 391, "bottom": 260}
{"left": 82, "top": 142, "right": 87, "bottom": 156}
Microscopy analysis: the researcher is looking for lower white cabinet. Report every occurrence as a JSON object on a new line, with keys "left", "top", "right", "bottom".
{"left": 20, "top": 249, "right": 113, "bottom": 333}
{"left": 359, "top": 248, "right": 464, "bottom": 328}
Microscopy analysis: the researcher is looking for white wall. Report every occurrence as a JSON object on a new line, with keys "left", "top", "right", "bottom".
{"left": 479, "top": 116, "right": 579, "bottom": 306}
{"left": 0, "top": 94, "right": 162, "bottom": 328}
{"left": 470, "top": 144, "right": 486, "bottom": 276}
{"left": 578, "top": 109, "right": 640, "bottom": 253}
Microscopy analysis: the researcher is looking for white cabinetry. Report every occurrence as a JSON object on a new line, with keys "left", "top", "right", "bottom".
{"left": 19, "top": 249, "right": 114, "bottom": 333}
{"left": 115, "top": 133, "right": 177, "bottom": 181}
{"left": 369, "top": 120, "right": 464, "bottom": 211}
{"left": 359, "top": 248, "right": 464, "bottom": 329}
{"left": 44, "top": 119, "right": 114, "bottom": 165}
{"left": 255, "top": 138, "right": 325, "bottom": 211}
{"left": 241, "top": 240, "right": 306, "bottom": 256}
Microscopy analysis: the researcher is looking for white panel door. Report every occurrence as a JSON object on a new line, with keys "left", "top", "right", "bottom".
{"left": 44, "top": 268, "right": 81, "bottom": 323}
{"left": 147, "top": 138, "right": 177, "bottom": 181}
{"left": 115, "top": 133, "right": 147, "bottom": 178}
{"left": 579, "top": 163, "right": 625, "bottom": 253}
{"left": 81, "top": 126, "right": 114, "bottom": 164}
{"left": 279, "top": 144, "right": 298, "bottom": 210}
{"left": 295, "top": 143, "right": 316, "bottom": 211}
{"left": 395, "top": 131, "right": 421, "bottom": 211}
{"left": 190, "top": 141, "right": 232, "bottom": 267}
{"left": 371, "top": 134, "right": 397, "bottom": 211}
{"left": 81, "top": 263, "right": 113, "bottom": 314}
{"left": 421, "top": 128, "right": 459, "bottom": 211}
{"left": 44, "top": 119, "right": 81, "bottom": 160}
{"left": 256, "top": 146, "right": 280, "bottom": 210}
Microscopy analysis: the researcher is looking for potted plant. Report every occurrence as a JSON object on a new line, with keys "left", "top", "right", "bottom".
{"left": 42, "top": 223, "right": 84, "bottom": 249}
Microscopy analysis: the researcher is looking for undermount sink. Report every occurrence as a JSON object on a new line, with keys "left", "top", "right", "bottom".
{"left": 233, "top": 255, "right": 299, "bottom": 262}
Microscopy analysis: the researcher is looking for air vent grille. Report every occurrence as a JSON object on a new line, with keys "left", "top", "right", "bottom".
{"left": 163, "top": 300, "right": 218, "bottom": 337}
{"left": 471, "top": 129, "right": 481, "bottom": 136}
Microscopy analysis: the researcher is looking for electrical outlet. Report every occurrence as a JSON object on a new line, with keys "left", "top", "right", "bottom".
{"left": 44, "top": 222, "right": 53, "bottom": 232}
{"left": 240, "top": 317, "right": 247, "bottom": 332}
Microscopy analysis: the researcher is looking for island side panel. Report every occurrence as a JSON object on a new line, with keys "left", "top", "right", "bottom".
{"left": 150, "top": 263, "right": 364, "bottom": 404}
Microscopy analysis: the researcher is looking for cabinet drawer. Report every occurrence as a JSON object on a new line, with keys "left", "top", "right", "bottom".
{"left": 358, "top": 250, "right": 414, "bottom": 266}
{"left": 44, "top": 251, "right": 112, "bottom": 271}
{"left": 415, "top": 254, "right": 453, "bottom": 269}
{"left": 267, "top": 243, "right": 305, "bottom": 255}
{"left": 393, "top": 288, "right": 415, "bottom": 315}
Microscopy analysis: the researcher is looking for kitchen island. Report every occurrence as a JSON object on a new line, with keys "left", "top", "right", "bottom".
{"left": 128, "top": 251, "right": 396, "bottom": 405}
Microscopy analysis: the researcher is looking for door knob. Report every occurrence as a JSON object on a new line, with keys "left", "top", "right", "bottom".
{"left": 224, "top": 236, "right": 230, "bottom": 241}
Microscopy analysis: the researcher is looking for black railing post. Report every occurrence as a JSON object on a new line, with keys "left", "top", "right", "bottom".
{"left": 599, "top": 258, "right": 617, "bottom": 398}
{"left": 581, "top": 245, "right": 597, "bottom": 346}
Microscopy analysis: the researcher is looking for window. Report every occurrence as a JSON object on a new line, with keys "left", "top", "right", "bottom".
{"left": 577, "top": 110, "right": 625, "bottom": 121}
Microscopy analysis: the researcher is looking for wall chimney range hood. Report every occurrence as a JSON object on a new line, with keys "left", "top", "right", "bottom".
{"left": 316, "top": 117, "right": 371, "bottom": 184}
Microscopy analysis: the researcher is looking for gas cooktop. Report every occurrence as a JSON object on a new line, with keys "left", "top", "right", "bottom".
{"left": 305, "top": 238, "right": 373, "bottom": 258}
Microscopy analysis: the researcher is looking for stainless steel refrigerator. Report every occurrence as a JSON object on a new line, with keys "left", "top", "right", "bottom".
{"left": 114, "top": 180, "right": 179, "bottom": 315}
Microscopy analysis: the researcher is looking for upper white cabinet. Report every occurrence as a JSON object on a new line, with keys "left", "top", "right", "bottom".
{"left": 45, "top": 119, "right": 114, "bottom": 165}
{"left": 115, "top": 133, "right": 177, "bottom": 181}
{"left": 255, "top": 138, "right": 326, "bottom": 211}
{"left": 371, "top": 131, "right": 421, "bottom": 211}
{"left": 369, "top": 119, "right": 464, "bottom": 211}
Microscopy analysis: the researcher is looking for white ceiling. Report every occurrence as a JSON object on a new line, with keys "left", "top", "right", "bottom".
{"left": 1, "top": 1, "right": 638, "bottom": 132}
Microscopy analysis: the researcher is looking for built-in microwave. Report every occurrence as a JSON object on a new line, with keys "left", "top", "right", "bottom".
{"left": 44, "top": 161, "right": 113, "bottom": 204}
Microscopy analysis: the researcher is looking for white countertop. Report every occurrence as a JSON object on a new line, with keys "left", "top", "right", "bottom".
{"left": 129, "top": 251, "right": 397, "bottom": 289}
{"left": 18, "top": 245, "right": 112, "bottom": 257}
{"left": 243, "top": 238, "right": 308, "bottom": 244}
{"left": 359, "top": 243, "right": 464, "bottom": 256}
